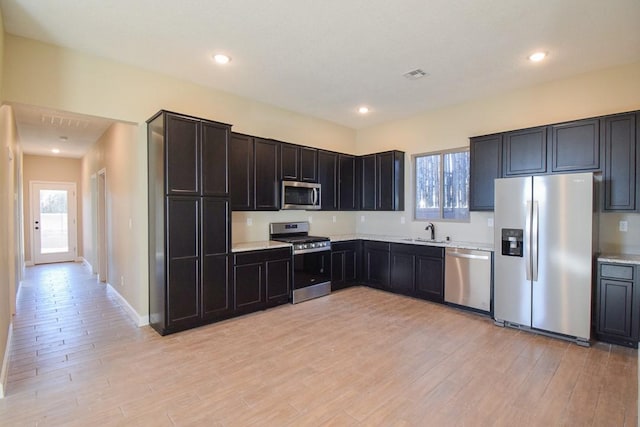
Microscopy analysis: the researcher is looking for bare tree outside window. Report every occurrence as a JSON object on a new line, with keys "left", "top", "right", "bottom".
{"left": 414, "top": 148, "right": 469, "bottom": 221}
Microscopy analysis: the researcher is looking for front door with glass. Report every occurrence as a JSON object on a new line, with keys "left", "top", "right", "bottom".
{"left": 30, "top": 181, "right": 78, "bottom": 264}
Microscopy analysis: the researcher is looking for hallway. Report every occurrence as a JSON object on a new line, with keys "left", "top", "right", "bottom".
{"left": 0, "top": 262, "right": 637, "bottom": 426}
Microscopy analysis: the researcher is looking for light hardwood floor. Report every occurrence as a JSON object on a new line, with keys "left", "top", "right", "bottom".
{"left": 0, "top": 262, "right": 637, "bottom": 426}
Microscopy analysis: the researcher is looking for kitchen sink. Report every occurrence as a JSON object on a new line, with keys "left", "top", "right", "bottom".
{"left": 402, "top": 237, "right": 449, "bottom": 244}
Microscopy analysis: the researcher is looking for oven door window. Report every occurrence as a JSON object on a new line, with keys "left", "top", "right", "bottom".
{"left": 293, "top": 251, "right": 331, "bottom": 289}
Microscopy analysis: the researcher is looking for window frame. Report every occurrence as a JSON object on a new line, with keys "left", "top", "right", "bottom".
{"left": 412, "top": 146, "right": 470, "bottom": 222}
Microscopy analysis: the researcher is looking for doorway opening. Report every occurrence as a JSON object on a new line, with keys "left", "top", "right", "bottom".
{"left": 97, "top": 169, "right": 108, "bottom": 283}
{"left": 29, "top": 181, "right": 78, "bottom": 264}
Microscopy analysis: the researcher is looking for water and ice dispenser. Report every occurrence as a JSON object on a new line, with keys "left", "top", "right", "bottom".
{"left": 501, "top": 228, "right": 523, "bottom": 257}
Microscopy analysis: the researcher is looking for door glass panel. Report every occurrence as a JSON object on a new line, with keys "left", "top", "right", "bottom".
{"left": 39, "top": 189, "right": 69, "bottom": 254}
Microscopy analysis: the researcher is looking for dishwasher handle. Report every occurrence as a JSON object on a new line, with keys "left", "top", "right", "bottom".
{"left": 447, "top": 252, "right": 490, "bottom": 261}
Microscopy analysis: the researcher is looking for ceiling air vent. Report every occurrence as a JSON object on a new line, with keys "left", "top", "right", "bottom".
{"left": 403, "top": 69, "right": 428, "bottom": 80}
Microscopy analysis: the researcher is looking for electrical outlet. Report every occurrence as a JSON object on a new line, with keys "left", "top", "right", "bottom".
{"left": 120, "top": 276, "right": 124, "bottom": 287}
{"left": 308, "top": 216, "right": 313, "bottom": 224}
{"left": 332, "top": 215, "right": 336, "bottom": 223}
{"left": 400, "top": 216, "right": 405, "bottom": 224}
{"left": 246, "top": 218, "right": 253, "bottom": 226}
{"left": 361, "top": 215, "right": 365, "bottom": 223}
{"left": 619, "top": 221, "right": 628, "bottom": 232}
{"left": 128, "top": 218, "right": 132, "bottom": 229}
{"left": 488, "top": 218, "right": 494, "bottom": 227}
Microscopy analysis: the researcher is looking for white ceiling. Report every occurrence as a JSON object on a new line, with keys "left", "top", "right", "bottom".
{"left": 2, "top": 0, "right": 640, "bottom": 137}
{"left": 11, "top": 103, "right": 117, "bottom": 158}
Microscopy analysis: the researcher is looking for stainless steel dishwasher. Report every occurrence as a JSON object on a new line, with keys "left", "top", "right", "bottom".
{"left": 444, "top": 247, "right": 492, "bottom": 313}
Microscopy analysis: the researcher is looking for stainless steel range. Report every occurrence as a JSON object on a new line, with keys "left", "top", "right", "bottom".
{"left": 269, "top": 221, "right": 331, "bottom": 304}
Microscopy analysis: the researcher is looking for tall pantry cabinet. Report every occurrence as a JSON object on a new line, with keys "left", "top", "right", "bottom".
{"left": 148, "top": 111, "right": 233, "bottom": 335}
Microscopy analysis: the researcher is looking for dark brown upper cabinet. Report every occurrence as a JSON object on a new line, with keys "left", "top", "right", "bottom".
{"left": 163, "top": 112, "right": 230, "bottom": 196}
{"left": 550, "top": 118, "right": 600, "bottom": 173}
{"left": 604, "top": 113, "right": 637, "bottom": 211}
{"left": 338, "top": 154, "right": 358, "bottom": 210}
{"left": 230, "top": 134, "right": 279, "bottom": 211}
{"left": 229, "top": 133, "right": 254, "bottom": 211}
{"left": 280, "top": 142, "right": 317, "bottom": 182}
{"left": 376, "top": 151, "right": 405, "bottom": 211}
{"left": 503, "top": 126, "right": 547, "bottom": 176}
{"left": 359, "top": 151, "right": 404, "bottom": 211}
{"left": 469, "top": 134, "right": 502, "bottom": 211}
{"left": 317, "top": 150, "right": 338, "bottom": 210}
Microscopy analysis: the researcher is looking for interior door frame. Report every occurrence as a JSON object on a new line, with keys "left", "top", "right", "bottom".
{"left": 97, "top": 169, "right": 108, "bottom": 283}
{"left": 29, "top": 180, "right": 78, "bottom": 265}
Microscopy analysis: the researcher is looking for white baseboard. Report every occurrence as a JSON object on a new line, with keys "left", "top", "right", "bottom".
{"left": 106, "top": 283, "right": 149, "bottom": 327}
{"left": 79, "top": 257, "right": 93, "bottom": 273}
{"left": 24, "top": 260, "right": 33, "bottom": 267}
{"left": 0, "top": 323, "right": 13, "bottom": 398}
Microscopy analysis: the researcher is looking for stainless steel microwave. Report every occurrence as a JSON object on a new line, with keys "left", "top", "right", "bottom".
{"left": 281, "top": 180, "right": 321, "bottom": 210}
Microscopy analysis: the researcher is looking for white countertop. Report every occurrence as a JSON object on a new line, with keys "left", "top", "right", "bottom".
{"left": 232, "top": 241, "right": 292, "bottom": 253}
{"left": 598, "top": 253, "right": 640, "bottom": 265}
{"left": 232, "top": 235, "right": 493, "bottom": 253}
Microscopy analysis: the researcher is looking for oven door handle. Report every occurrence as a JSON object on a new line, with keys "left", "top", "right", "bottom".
{"left": 293, "top": 246, "right": 331, "bottom": 255}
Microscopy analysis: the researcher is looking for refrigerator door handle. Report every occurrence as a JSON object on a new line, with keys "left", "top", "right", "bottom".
{"left": 531, "top": 201, "right": 539, "bottom": 281}
{"left": 525, "top": 201, "right": 532, "bottom": 281}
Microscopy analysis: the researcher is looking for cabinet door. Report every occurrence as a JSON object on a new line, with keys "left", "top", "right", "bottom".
{"left": 343, "top": 249, "right": 358, "bottom": 282}
{"left": 254, "top": 138, "right": 279, "bottom": 210}
{"left": 201, "top": 198, "right": 231, "bottom": 320}
{"left": 166, "top": 114, "right": 199, "bottom": 194}
{"left": 234, "top": 263, "right": 263, "bottom": 312}
{"left": 318, "top": 150, "right": 338, "bottom": 210}
{"left": 604, "top": 113, "right": 637, "bottom": 211}
{"left": 415, "top": 256, "right": 444, "bottom": 302}
{"left": 331, "top": 251, "right": 346, "bottom": 290}
{"left": 598, "top": 279, "right": 633, "bottom": 338}
{"left": 376, "top": 151, "right": 404, "bottom": 211}
{"left": 470, "top": 134, "right": 501, "bottom": 211}
{"left": 265, "top": 258, "right": 291, "bottom": 306}
{"left": 166, "top": 197, "right": 200, "bottom": 328}
{"left": 550, "top": 119, "right": 600, "bottom": 173}
{"left": 229, "top": 134, "right": 254, "bottom": 210}
{"left": 300, "top": 147, "right": 318, "bottom": 182}
{"left": 363, "top": 242, "right": 390, "bottom": 288}
{"left": 280, "top": 143, "right": 299, "bottom": 181}
{"left": 338, "top": 155, "right": 358, "bottom": 210}
{"left": 360, "top": 154, "right": 376, "bottom": 210}
{"left": 201, "top": 121, "right": 229, "bottom": 196}
{"left": 503, "top": 127, "right": 547, "bottom": 176}
{"left": 390, "top": 250, "right": 415, "bottom": 295}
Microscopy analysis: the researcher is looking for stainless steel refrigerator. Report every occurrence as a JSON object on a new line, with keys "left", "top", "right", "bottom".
{"left": 493, "top": 172, "right": 596, "bottom": 345}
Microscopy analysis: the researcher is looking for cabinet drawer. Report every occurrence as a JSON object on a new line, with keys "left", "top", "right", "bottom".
{"left": 600, "top": 263, "right": 634, "bottom": 280}
{"left": 363, "top": 241, "right": 390, "bottom": 251}
{"left": 234, "top": 248, "right": 291, "bottom": 265}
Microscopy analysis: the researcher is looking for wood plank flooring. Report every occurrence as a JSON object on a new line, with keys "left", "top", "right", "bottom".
{"left": 0, "top": 262, "right": 637, "bottom": 426}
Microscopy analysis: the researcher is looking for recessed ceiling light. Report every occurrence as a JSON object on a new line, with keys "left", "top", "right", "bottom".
{"left": 528, "top": 51, "right": 547, "bottom": 62}
{"left": 213, "top": 54, "right": 231, "bottom": 65}
{"left": 51, "top": 148, "right": 60, "bottom": 154}
{"left": 358, "top": 106, "right": 369, "bottom": 114}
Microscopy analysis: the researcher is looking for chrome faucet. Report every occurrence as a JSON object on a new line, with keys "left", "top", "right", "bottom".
{"left": 425, "top": 223, "right": 435, "bottom": 241}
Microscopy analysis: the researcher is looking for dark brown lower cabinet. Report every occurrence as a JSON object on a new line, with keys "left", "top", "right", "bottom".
{"left": 361, "top": 241, "right": 444, "bottom": 303}
{"left": 363, "top": 241, "right": 390, "bottom": 289}
{"left": 331, "top": 240, "right": 360, "bottom": 291}
{"left": 596, "top": 262, "right": 639, "bottom": 348}
{"left": 233, "top": 248, "right": 292, "bottom": 314}
{"left": 414, "top": 254, "right": 444, "bottom": 302}
{"left": 389, "top": 247, "right": 415, "bottom": 296}
{"left": 388, "top": 243, "right": 444, "bottom": 302}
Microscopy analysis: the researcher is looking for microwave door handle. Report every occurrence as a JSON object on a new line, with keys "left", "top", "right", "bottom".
{"left": 312, "top": 188, "right": 318, "bottom": 206}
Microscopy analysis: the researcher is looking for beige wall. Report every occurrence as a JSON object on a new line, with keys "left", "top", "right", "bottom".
{"left": 81, "top": 123, "right": 138, "bottom": 308}
{"left": 354, "top": 62, "right": 640, "bottom": 252}
{"left": 2, "top": 34, "right": 356, "bottom": 318}
{"left": 0, "top": 103, "right": 20, "bottom": 398}
{"left": 22, "top": 155, "right": 82, "bottom": 262}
